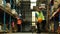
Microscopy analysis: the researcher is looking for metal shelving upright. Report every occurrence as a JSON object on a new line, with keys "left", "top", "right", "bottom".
{"left": 3, "top": 0, "right": 6, "bottom": 32}
{"left": 0, "top": 0, "right": 19, "bottom": 33}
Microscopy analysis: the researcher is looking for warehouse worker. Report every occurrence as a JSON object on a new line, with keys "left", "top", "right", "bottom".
{"left": 17, "top": 18, "right": 22, "bottom": 32}
{"left": 50, "top": 4, "right": 60, "bottom": 32}
{"left": 35, "top": 7, "right": 45, "bottom": 33}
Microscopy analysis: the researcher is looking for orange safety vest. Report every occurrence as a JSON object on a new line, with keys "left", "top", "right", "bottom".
{"left": 17, "top": 19, "right": 22, "bottom": 25}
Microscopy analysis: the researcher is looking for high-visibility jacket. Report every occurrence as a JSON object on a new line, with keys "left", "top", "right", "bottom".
{"left": 35, "top": 11, "right": 45, "bottom": 20}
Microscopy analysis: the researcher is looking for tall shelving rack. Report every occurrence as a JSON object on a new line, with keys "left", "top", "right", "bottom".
{"left": 0, "top": 0, "right": 19, "bottom": 32}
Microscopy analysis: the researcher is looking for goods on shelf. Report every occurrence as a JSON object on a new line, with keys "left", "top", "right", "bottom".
{"left": 0, "top": 0, "right": 3, "bottom": 6}
{"left": 5, "top": 3, "right": 11, "bottom": 10}
{"left": 11, "top": 9, "right": 16, "bottom": 14}
{"left": 6, "top": 3, "right": 11, "bottom": 8}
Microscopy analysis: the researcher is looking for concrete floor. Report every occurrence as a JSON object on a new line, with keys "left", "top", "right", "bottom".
{"left": 3, "top": 33, "right": 57, "bottom": 34}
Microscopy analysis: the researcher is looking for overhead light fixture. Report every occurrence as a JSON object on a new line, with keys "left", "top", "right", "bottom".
{"left": 30, "top": 0, "right": 37, "bottom": 2}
